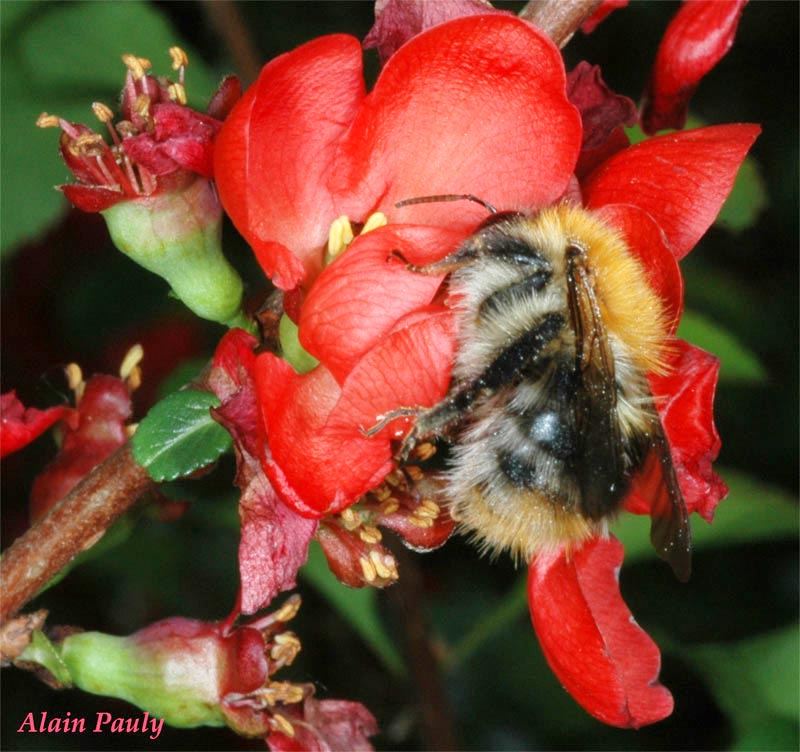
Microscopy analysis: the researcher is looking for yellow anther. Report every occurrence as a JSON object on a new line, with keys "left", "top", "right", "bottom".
{"left": 73, "top": 133, "right": 106, "bottom": 157}
{"left": 405, "top": 465, "right": 424, "bottom": 481}
{"left": 379, "top": 499, "right": 400, "bottom": 516}
{"left": 327, "top": 215, "right": 354, "bottom": 260}
{"left": 340, "top": 507, "right": 361, "bottom": 531}
{"left": 385, "top": 470, "right": 405, "bottom": 488}
{"left": 414, "top": 442, "right": 437, "bottom": 461}
{"left": 115, "top": 120, "right": 136, "bottom": 138}
{"left": 121, "top": 53, "right": 151, "bottom": 79}
{"left": 168, "top": 82, "right": 187, "bottom": 105}
{"left": 272, "top": 594, "right": 302, "bottom": 624}
{"left": 373, "top": 485, "right": 392, "bottom": 502}
{"left": 360, "top": 211, "right": 388, "bottom": 235}
{"left": 168, "top": 46, "right": 189, "bottom": 70}
{"left": 370, "top": 550, "right": 397, "bottom": 581}
{"left": 65, "top": 363, "right": 84, "bottom": 401}
{"left": 36, "top": 113, "right": 60, "bottom": 129}
{"left": 271, "top": 713, "right": 295, "bottom": 738}
{"left": 359, "top": 525, "right": 382, "bottom": 545}
{"left": 91, "top": 102, "right": 114, "bottom": 124}
{"left": 359, "top": 555, "right": 377, "bottom": 583}
{"left": 125, "top": 423, "right": 139, "bottom": 438}
{"left": 420, "top": 499, "right": 441, "bottom": 517}
{"left": 119, "top": 344, "right": 144, "bottom": 381}
{"left": 409, "top": 514, "right": 434, "bottom": 529}
{"left": 270, "top": 632, "right": 301, "bottom": 666}
{"left": 134, "top": 94, "right": 152, "bottom": 120}
{"left": 264, "top": 682, "right": 305, "bottom": 705}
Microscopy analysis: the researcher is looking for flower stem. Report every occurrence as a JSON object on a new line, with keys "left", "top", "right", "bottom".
{"left": 0, "top": 446, "right": 153, "bottom": 624}
{"left": 519, "top": 0, "right": 603, "bottom": 47}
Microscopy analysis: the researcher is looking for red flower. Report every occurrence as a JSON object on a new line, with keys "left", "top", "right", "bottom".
{"left": 213, "top": 15, "right": 758, "bottom": 727}
{"left": 642, "top": 0, "right": 748, "bottom": 134}
{"left": 37, "top": 49, "right": 239, "bottom": 213}
{"left": 581, "top": 0, "right": 629, "bottom": 34}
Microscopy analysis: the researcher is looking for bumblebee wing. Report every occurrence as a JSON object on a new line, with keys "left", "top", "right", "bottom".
{"left": 566, "top": 246, "right": 627, "bottom": 520}
{"left": 644, "top": 420, "right": 692, "bottom": 582}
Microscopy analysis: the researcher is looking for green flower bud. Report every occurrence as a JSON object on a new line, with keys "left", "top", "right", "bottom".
{"left": 102, "top": 176, "right": 244, "bottom": 326}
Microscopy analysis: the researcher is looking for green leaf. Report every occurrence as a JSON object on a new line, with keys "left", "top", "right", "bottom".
{"left": 131, "top": 389, "right": 231, "bottom": 482}
{"left": 678, "top": 310, "right": 767, "bottom": 384}
{"left": 1, "top": 1, "right": 218, "bottom": 255}
{"left": 685, "top": 625, "right": 800, "bottom": 727}
{"left": 300, "top": 542, "right": 406, "bottom": 677}
{"left": 625, "top": 118, "right": 767, "bottom": 234}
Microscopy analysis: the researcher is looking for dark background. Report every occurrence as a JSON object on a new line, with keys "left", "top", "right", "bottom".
{"left": 2, "top": 2, "right": 797, "bottom": 750}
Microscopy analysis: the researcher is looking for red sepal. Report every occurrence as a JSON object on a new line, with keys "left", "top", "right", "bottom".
{"left": 583, "top": 124, "right": 760, "bottom": 259}
{"left": 528, "top": 536, "right": 673, "bottom": 728}
{"left": 60, "top": 184, "right": 126, "bottom": 213}
{"left": 642, "top": 0, "right": 747, "bottom": 134}
{"left": 207, "top": 75, "right": 242, "bottom": 121}
{"left": 363, "top": 0, "right": 506, "bottom": 64}
{"left": 581, "top": 0, "right": 628, "bottom": 34}
{"left": 0, "top": 392, "right": 73, "bottom": 459}
{"left": 209, "top": 330, "right": 316, "bottom": 614}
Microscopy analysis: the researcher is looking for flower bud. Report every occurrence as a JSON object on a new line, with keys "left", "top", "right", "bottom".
{"left": 102, "top": 176, "right": 244, "bottom": 325}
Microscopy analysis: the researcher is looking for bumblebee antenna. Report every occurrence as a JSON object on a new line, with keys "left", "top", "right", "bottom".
{"left": 395, "top": 193, "right": 497, "bottom": 214}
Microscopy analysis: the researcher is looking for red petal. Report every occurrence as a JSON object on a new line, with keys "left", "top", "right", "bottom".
{"left": 60, "top": 184, "right": 126, "bottom": 212}
{"left": 214, "top": 35, "right": 366, "bottom": 290}
{"left": 575, "top": 126, "right": 629, "bottom": 182}
{"left": 583, "top": 124, "right": 760, "bottom": 259}
{"left": 581, "top": 0, "right": 628, "bottom": 34}
{"left": 364, "top": 0, "right": 506, "bottom": 64}
{"left": 634, "top": 340, "right": 727, "bottom": 521}
{"left": 595, "top": 203, "right": 683, "bottom": 332}
{"left": 269, "top": 698, "right": 378, "bottom": 752}
{"left": 528, "top": 536, "right": 673, "bottom": 728}
{"left": 30, "top": 375, "right": 131, "bottom": 520}
{"left": 642, "top": 0, "right": 747, "bottom": 134}
{"left": 299, "top": 225, "right": 461, "bottom": 381}
{"left": 0, "top": 392, "right": 72, "bottom": 458}
{"left": 333, "top": 15, "right": 581, "bottom": 232}
{"left": 257, "top": 309, "right": 456, "bottom": 516}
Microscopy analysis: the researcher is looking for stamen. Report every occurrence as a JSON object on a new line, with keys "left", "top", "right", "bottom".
{"left": 35, "top": 113, "right": 61, "bottom": 129}
{"left": 65, "top": 363, "right": 85, "bottom": 403}
{"left": 327, "top": 215, "right": 354, "bottom": 260}
{"left": 359, "top": 555, "right": 377, "bottom": 583}
{"left": 360, "top": 211, "right": 388, "bottom": 235}
{"left": 168, "top": 46, "right": 189, "bottom": 70}
{"left": 121, "top": 53, "right": 151, "bottom": 80}
{"left": 413, "top": 442, "right": 437, "bottom": 461}
{"left": 73, "top": 133, "right": 106, "bottom": 158}
{"left": 133, "top": 94, "right": 152, "bottom": 123}
{"left": 404, "top": 465, "right": 424, "bottom": 481}
{"left": 125, "top": 423, "right": 139, "bottom": 437}
{"left": 270, "top": 632, "right": 302, "bottom": 667}
{"left": 271, "top": 714, "right": 295, "bottom": 738}
{"left": 119, "top": 343, "right": 144, "bottom": 386}
{"left": 262, "top": 682, "right": 305, "bottom": 706}
{"left": 370, "top": 550, "right": 397, "bottom": 581}
{"left": 168, "top": 82, "right": 187, "bottom": 105}
{"left": 359, "top": 525, "right": 382, "bottom": 545}
{"left": 339, "top": 507, "right": 361, "bottom": 531}
{"left": 373, "top": 485, "right": 392, "bottom": 502}
{"left": 92, "top": 102, "right": 121, "bottom": 146}
{"left": 115, "top": 120, "right": 136, "bottom": 138}
{"left": 380, "top": 498, "right": 400, "bottom": 516}
{"left": 271, "top": 594, "right": 302, "bottom": 624}
{"left": 94, "top": 156, "right": 119, "bottom": 189}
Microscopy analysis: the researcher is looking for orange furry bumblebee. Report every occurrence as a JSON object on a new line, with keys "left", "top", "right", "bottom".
{"left": 381, "top": 199, "right": 691, "bottom": 580}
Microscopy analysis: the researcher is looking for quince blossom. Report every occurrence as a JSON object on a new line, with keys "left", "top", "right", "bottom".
{"left": 212, "top": 14, "right": 757, "bottom": 728}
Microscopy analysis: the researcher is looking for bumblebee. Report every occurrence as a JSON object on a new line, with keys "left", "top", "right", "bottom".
{"left": 381, "top": 196, "right": 691, "bottom": 581}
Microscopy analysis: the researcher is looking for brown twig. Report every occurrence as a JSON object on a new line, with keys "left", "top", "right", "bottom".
{"left": 0, "top": 446, "right": 153, "bottom": 623}
{"left": 202, "top": 1, "right": 263, "bottom": 86}
{"left": 519, "top": 0, "right": 603, "bottom": 47}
